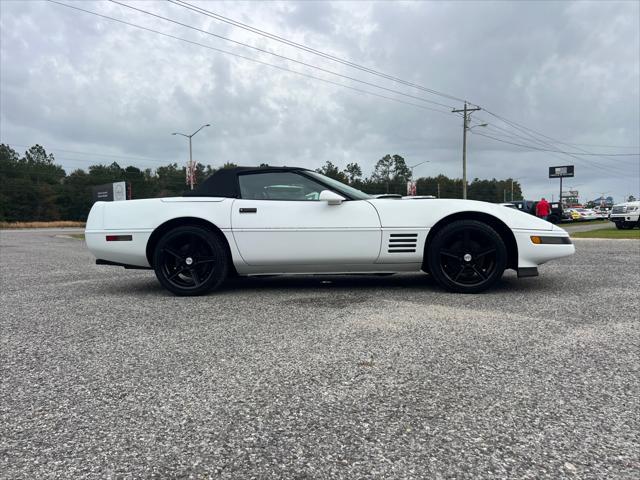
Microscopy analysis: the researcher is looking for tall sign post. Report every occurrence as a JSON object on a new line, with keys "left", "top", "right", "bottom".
{"left": 548, "top": 165, "right": 575, "bottom": 206}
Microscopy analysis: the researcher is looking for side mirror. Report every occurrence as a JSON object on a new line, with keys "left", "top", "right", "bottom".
{"left": 319, "top": 190, "right": 346, "bottom": 205}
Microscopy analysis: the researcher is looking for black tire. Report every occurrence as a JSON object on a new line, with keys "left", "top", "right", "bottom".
{"left": 548, "top": 214, "right": 560, "bottom": 224}
{"left": 427, "top": 220, "right": 507, "bottom": 293}
{"left": 614, "top": 222, "right": 624, "bottom": 230}
{"left": 153, "top": 225, "right": 228, "bottom": 296}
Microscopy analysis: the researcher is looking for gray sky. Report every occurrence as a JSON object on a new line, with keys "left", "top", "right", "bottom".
{"left": 1, "top": 0, "right": 639, "bottom": 202}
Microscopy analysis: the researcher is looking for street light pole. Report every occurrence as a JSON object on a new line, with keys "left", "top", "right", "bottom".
{"left": 408, "top": 160, "right": 430, "bottom": 178}
{"left": 407, "top": 161, "right": 429, "bottom": 196}
{"left": 172, "top": 123, "right": 211, "bottom": 190}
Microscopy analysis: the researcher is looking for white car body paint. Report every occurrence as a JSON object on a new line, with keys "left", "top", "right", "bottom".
{"left": 86, "top": 195, "right": 574, "bottom": 276}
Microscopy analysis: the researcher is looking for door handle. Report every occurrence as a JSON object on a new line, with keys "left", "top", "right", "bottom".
{"left": 239, "top": 208, "right": 257, "bottom": 213}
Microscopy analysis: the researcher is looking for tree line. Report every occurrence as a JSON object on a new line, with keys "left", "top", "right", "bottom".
{"left": 0, "top": 144, "right": 522, "bottom": 222}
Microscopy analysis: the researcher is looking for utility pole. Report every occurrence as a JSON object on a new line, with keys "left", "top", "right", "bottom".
{"left": 452, "top": 102, "right": 481, "bottom": 199}
{"left": 511, "top": 179, "right": 514, "bottom": 201}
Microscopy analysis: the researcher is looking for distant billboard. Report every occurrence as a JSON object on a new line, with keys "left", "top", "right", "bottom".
{"left": 549, "top": 165, "right": 574, "bottom": 178}
{"left": 92, "top": 181, "right": 127, "bottom": 202}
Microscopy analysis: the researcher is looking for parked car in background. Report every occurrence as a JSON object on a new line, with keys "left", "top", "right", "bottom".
{"left": 609, "top": 200, "right": 640, "bottom": 229}
{"left": 593, "top": 206, "right": 611, "bottom": 219}
{"left": 566, "top": 209, "right": 582, "bottom": 221}
{"left": 566, "top": 208, "right": 599, "bottom": 221}
{"left": 509, "top": 200, "right": 565, "bottom": 224}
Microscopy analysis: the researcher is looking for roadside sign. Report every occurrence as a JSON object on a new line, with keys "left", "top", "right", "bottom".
{"left": 92, "top": 181, "right": 128, "bottom": 202}
{"left": 549, "top": 165, "right": 574, "bottom": 178}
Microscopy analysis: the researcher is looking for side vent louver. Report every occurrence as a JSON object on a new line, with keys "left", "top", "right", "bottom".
{"left": 388, "top": 233, "right": 418, "bottom": 253}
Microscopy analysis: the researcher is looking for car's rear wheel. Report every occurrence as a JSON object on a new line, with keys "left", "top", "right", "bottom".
{"left": 427, "top": 220, "right": 507, "bottom": 293}
{"left": 153, "top": 225, "right": 228, "bottom": 296}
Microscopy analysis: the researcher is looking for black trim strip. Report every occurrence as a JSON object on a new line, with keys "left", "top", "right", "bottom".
{"left": 389, "top": 244, "right": 417, "bottom": 248}
{"left": 239, "top": 207, "right": 257, "bottom": 213}
{"left": 390, "top": 233, "right": 418, "bottom": 237}
{"left": 535, "top": 236, "right": 573, "bottom": 245}
{"left": 388, "top": 249, "right": 416, "bottom": 253}
{"left": 518, "top": 267, "right": 539, "bottom": 278}
{"left": 96, "top": 259, "right": 152, "bottom": 270}
{"left": 389, "top": 238, "right": 418, "bottom": 242}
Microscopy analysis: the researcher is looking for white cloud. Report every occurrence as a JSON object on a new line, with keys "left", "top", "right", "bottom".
{"left": 0, "top": 0, "right": 638, "bottom": 202}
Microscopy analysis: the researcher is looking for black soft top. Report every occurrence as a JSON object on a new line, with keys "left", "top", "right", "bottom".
{"left": 183, "top": 166, "right": 308, "bottom": 198}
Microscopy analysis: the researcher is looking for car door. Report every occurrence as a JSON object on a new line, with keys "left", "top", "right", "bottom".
{"left": 231, "top": 171, "right": 381, "bottom": 266}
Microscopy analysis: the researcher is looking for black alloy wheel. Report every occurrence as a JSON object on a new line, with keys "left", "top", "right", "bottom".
{"left": 153, "top": 225, "right": 228, "bottom": 296}
{"left": 427, "top": 220, "right": 507, "bottom": 293}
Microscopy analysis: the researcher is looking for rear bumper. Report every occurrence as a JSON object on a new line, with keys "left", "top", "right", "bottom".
{"left": 86, "top": 229, "right": 152, "bottom": 267}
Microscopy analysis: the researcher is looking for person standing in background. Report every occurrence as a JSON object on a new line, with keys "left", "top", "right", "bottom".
{"left": 536, "top": 197, "right": 551, "bottom": 220}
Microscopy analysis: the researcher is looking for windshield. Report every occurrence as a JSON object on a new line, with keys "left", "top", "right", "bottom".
{"left": 305, "top": 171, "right": 371, "bottom": 200}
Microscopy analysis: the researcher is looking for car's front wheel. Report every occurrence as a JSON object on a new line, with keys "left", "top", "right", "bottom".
{"left": 427, "top": 220, "right": 507, "bottom": 293}
{"left": 153, "top": 225, "right": 228, "bottom": 296}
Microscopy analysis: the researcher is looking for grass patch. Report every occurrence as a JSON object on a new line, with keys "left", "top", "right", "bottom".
{"left": 572, "top": 227, "right": 640, "bottom": 239}
{"left": 562, "top": 219, "right": 609, "bottom": 228}
{"left": 0, "top": 221, "right": 86, "bottom": 229}
{"left": 69, "top": 234, "right": 85, "bottom": 240}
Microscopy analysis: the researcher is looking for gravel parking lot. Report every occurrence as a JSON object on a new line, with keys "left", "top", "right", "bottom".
{"left": 1, "top": 229, "right": 638, "bottom": 479}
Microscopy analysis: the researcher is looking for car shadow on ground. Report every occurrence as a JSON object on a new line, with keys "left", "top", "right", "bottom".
{"left": 97, "top": 269, "right": 559, "bottom": 298}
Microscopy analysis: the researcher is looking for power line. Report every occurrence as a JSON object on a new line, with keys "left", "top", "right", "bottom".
{"left": 45, "top": 0, "right": 640, "bottom": 179}
{"left": 471, "top": 131, "right": 634, "bottom": 177}
{"left": 482, "top": 109, "right": 632, "bottom": 159}
{"left": 108, "top": 0, "right": 455, "bottom": 110}
{"left": 472, "top": 113, "right": 636, "bottom": 176}
{"left": 47, "top": 0, "right": 456, "bottom": 117}
{"left": 469, "top": 126, "right": 640, "bottom": 159}
{"left": 167, "top": 0, "right": 471, "bottom": 106}
{"left": 169, "top": 0, "right": 639, "bottom": 159}
{"left": 551, "top": 141, "right": 640, "bottom": 150}
{"left": 477, "top": 133, "right": 640, "bottom": 157}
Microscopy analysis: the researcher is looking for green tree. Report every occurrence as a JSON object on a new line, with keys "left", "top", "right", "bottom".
{"left": 343, "top": 162, "right": 362, "bottom": 184}
{"left": 371, "top": 154, "right": 412, "bottom": 193}
{"left": 316, "top": 161, "right": 348, "bottom": 183}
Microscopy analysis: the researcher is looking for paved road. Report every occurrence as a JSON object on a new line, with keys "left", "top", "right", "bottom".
{"left": 1, "top": 230, "right": 638, "bottom": 479}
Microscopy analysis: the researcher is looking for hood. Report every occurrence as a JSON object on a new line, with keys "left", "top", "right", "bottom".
{"left": 367, "top": 198, "right": 554, "bottom": 231}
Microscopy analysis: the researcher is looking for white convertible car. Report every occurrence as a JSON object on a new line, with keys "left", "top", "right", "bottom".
{"left": 86, "top": 167, "right": 574, "bottom": 296}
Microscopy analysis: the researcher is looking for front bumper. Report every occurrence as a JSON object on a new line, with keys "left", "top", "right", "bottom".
{"left": 610, "top": 214, "right": 639, "bottom": 222}
{"left": 513, "top": 227, "right": 575, "bottom": 269}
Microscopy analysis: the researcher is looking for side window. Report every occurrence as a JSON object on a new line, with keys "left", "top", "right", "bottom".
{"left": 238, "top": 172, "right": 326, "bottom": 201}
